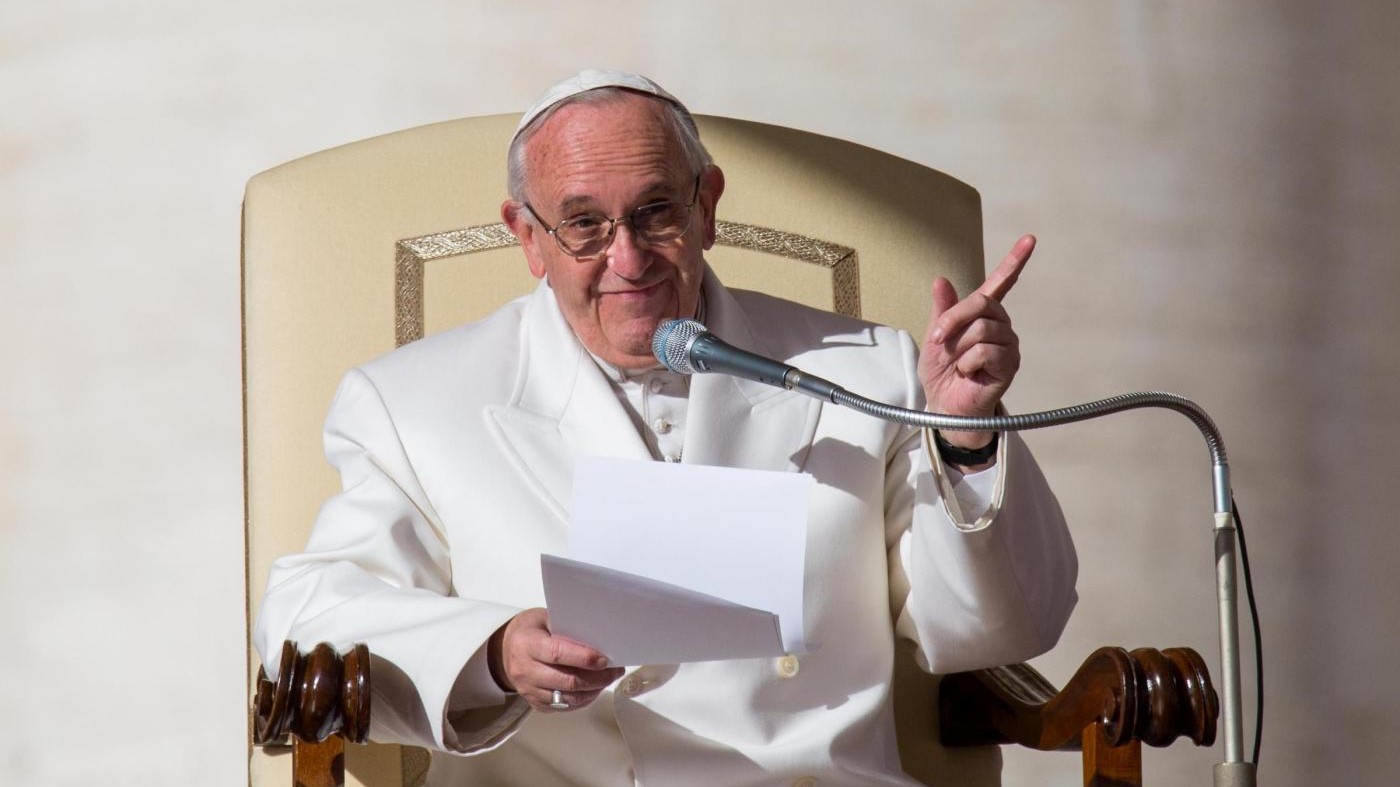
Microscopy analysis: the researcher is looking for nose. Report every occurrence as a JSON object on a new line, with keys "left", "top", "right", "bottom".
{"left": 605, "top": 220, "right": 653, "bottom": 280}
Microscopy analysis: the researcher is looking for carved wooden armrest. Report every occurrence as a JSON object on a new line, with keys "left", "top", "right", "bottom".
{"left": 253, "top": 642, "right": 371, "bottom": 787}
{"left": 254, "top": 641, "right": 371, "bottom": 745}
{"left": 251, "top": 642, "right": 1218, "bottom": 787}
{"left": 940, "top": 646, "right": 1219, "bottom": 786}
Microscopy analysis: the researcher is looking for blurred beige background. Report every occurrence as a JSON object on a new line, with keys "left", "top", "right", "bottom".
{"left": 3, "top": 1, "right": 1397, "bottom": 785}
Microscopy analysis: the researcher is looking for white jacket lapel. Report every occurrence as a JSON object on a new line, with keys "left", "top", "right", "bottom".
{"left": 682, "top": 273, "right": 823, "bottom": 473}
{"left": 485, "top": 282, "right": 652, "bottom": 522}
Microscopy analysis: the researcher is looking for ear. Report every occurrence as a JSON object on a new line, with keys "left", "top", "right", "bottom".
{"left": 503, "top": 200, "right": 548, "bottom": 279}
{"left": 698, "top": 165, "right": 726, "bottom": 250}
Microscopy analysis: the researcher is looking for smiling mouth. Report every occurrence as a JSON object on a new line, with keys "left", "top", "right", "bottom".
{"left": 602, "top": 280, "right": 666, "bottom": 298}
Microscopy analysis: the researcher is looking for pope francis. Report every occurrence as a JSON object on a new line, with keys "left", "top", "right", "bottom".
{"left": 254, "top": 70, "right": 1079, "bottom": 786}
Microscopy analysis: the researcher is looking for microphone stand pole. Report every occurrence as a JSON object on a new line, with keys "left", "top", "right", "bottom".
{"left": 812, "top": 386, "right": 1257, "bottom": 787}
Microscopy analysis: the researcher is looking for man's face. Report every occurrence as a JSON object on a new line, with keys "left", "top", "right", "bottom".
{"left": 503, "top": 94, "right": 724, "bottom": 370}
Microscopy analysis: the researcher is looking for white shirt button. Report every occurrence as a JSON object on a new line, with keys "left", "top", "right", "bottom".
{"left": 777, "top": 655, "right": 800, "bottom": 678}
{"left": 664, "top": 453, "right": 681, "bottom": 463}
{"left": 619, "top": 675, "right": 640, "bottom": 696}
{"left": 792, "top": 777, "right": 818, "bottom": 787}
{"left": 652, "top": 418, "right": 672, "bottom": 434}
{"left": 649, "top": 378, "right": 664, "bottom": 393}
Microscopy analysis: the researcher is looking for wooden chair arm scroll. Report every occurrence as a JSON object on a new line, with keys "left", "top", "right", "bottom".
{"left": 940, "top": 646, "right": 1219, "bottom": 786}
{"left": 250, "top": 641, "right": 1217, "bottom": 787}
{"left": 253, "top": 641, "right": 370, "bottom": 787}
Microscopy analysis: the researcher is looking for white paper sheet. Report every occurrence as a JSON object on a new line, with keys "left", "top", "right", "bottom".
{"left": 541, "top": 455, "right": 812, "bottom": 665}
{"left": 541, "top": 555, "right": 784, "bottom": 665}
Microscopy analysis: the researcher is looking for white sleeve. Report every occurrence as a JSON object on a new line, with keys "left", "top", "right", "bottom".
{"left": 885, "top": 335, "right": 1078, "bottom": 675}
{"left": 252, "top": 368, "right": 530, "bottom": 755}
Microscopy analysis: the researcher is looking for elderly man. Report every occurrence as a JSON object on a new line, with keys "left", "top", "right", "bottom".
{"left": 255, "top": 70, "right": 1077, "bottom": 786}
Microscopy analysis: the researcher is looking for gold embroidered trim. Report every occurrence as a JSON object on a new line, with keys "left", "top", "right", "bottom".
{"left": 713, "top": 221, "right": 860, "bottom": 320}
{"left": 394, "top": 220, "right": 860, "bottom": 347}
{"left": 401, "top": 745, "right": 431, "bottom": 787}
{"left": 394, "top": 224, "right": 520, "bottom": 347}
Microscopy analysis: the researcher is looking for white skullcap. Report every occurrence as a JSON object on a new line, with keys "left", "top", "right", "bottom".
{"left": 512, "top": 69, "right": 687, "bottom": 143}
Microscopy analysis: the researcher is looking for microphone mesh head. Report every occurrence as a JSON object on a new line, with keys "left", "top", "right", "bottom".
{"left": 652, "top": 318, "right": 707, "bottom": 374}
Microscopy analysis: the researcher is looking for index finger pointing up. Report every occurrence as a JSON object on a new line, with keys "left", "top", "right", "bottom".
{"left": 978, "top": 234, "right": 1036, "bottom": 302}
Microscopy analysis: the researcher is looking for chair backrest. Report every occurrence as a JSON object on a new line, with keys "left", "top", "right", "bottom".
{"left": 243, "top": 113, "right": 991, "bottom": 786}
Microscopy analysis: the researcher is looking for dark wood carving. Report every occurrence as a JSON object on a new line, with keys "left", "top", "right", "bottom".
{"left": 252, "top": 641, "right": 1216, "bottom": 787}
{"left": 1081, "top": 723, "right": 1142, "bottom": 787}
{"left": 291, "top": 736, "right": 345, "bottom": 787}
{"left": 253, "top": 641, "right": 371, "bottom": 746}
{"left": 940, "top": 646, "right": 1218, "bottom": 786}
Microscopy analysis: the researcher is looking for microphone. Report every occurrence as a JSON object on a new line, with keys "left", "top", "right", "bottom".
{"left": 651, "top": 318, "right": 843, "bottom": 401}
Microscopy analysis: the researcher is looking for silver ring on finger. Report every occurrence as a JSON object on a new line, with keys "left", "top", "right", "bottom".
{"left": 549, "top": 689, "right": 569, "bottom": 710}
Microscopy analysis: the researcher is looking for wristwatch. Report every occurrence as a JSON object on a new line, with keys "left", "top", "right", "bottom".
{"left": 932, "top": 430, "right": 999, "bottom": 467}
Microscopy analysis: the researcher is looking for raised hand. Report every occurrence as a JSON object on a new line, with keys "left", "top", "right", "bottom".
{"left": 918, "top": 235, "right": 1035, "bottom": 450}
{"left": 489, "top": 607, "right": 625, "bottom": 712}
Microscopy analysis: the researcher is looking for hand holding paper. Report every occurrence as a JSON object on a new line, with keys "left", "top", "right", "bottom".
{"left": 489, "top": 607, "right": 624, "bottom": 713}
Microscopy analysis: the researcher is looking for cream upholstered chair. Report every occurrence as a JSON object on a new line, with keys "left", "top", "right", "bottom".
{"left": 243, "top": 114, "right": 1215, "bottom": 786}
{"left": 243, "top": 112, "right": 990, "bottom": 785}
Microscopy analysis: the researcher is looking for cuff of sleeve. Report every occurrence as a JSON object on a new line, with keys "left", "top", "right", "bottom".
{"left": 438, "top": 613, "right": 531, "bottom": 754}
{"left": 442, "top": 695, "right": 530, "bottom": 755}
{"left": 448, "top": 643, "right": 513, "bottom": 710}
{"left": 924, "top": 426, "right": 1008, "bottom": 531}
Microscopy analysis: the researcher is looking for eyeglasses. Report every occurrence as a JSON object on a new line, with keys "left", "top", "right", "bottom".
{"left": 525, "top": 174, "right": 702, "bottom": 259}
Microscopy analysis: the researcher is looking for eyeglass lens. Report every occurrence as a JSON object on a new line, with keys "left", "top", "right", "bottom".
{"left": 556, "top": 201, "right": 691, "bottom": 256}
{"left": 547, "top": 175, "right": 702, "bottom": 258}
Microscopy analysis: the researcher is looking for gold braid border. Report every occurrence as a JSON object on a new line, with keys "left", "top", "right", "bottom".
{"left": 401, "top": 744, "right": 430, "bottom": 787}
{"left": 395, "top": 219, "right": 860, "bottom": 347}
{"left": 394, "top": 223, "right": 519, "bottom": 347}
{"left": 713, "top": 221, "right": 860, "bottom": 320}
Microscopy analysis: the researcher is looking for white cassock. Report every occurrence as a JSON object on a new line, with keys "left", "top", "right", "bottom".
{"left": 254, "top": 266, "right": 1078, "bottom": 786}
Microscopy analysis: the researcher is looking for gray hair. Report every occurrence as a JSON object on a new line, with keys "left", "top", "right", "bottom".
{"left": 506, "top": 87, "right": 713, "bottom": 206}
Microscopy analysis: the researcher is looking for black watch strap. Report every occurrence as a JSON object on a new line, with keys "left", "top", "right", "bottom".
{"left": 932, "top": 430, "right": 999, "bottom": 467}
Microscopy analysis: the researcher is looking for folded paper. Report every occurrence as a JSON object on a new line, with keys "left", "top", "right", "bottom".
{"left": 542, "top": 456, "right": 813, "bottom": 664}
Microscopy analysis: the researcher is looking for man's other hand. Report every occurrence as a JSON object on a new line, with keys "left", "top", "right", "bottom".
{"left": 488, "top": 607, "right": 625, "bottom": 712}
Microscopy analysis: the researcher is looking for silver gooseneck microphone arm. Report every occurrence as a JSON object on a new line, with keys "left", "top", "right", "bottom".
{"left": 652, "top": 319, "right": 1256, "bottom": 786}
{"left": 832, "top": 388, "right": 1253, "bottom": 786}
